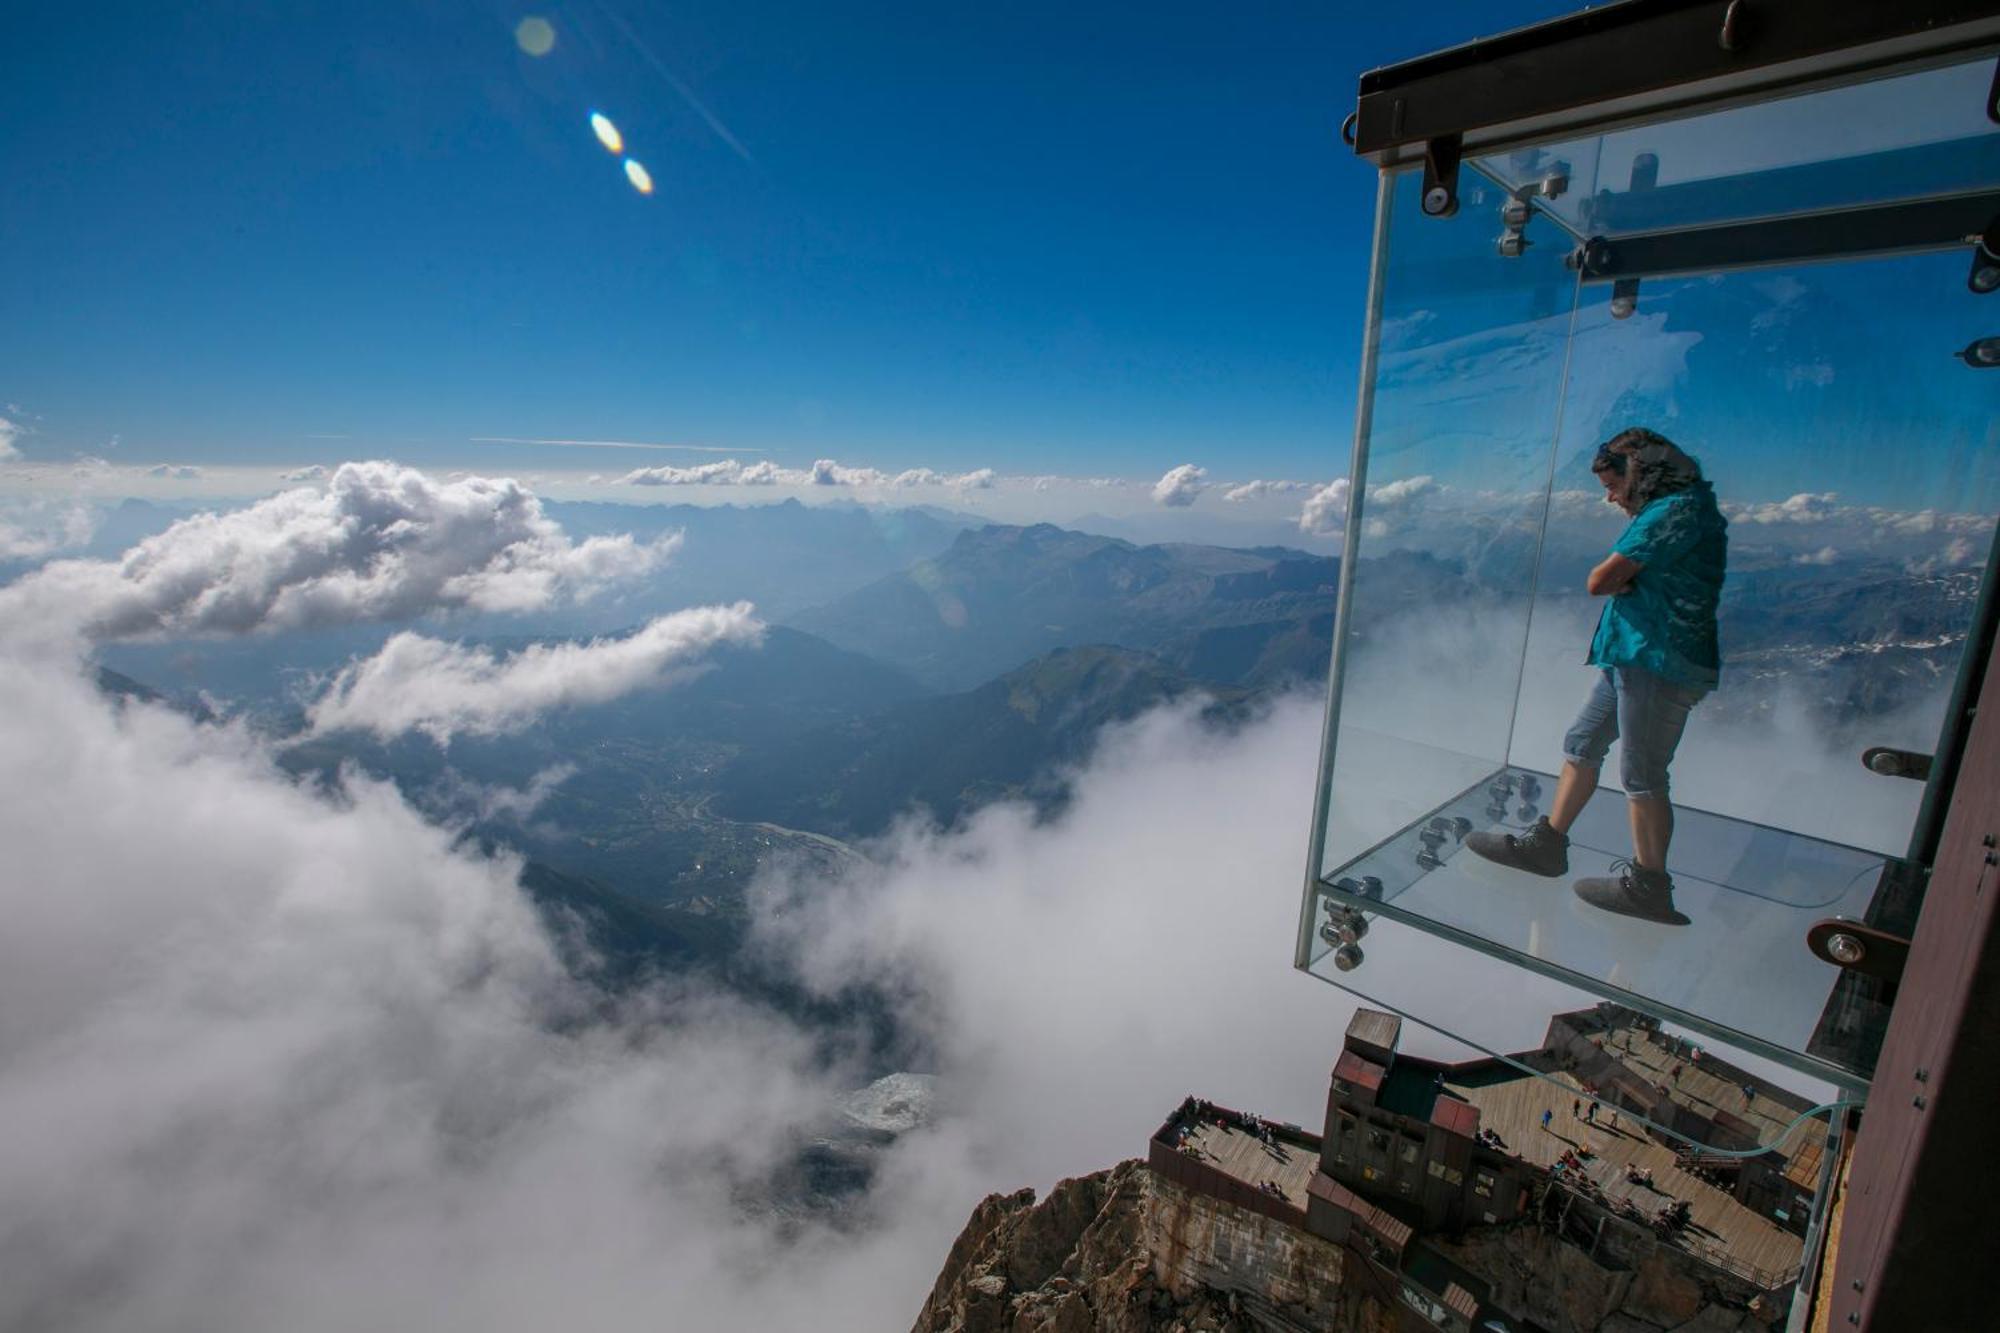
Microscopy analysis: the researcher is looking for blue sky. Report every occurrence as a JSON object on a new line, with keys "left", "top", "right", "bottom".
{"left": 0, "top": 0, "right": 1580, "bottom": 481}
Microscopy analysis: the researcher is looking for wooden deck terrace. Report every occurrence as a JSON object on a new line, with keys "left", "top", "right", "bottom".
{"left": 1167, "top": 1112, "right": 1320, "bottom": 1213}
{"left": 1445, "top": 1067, "right": 1807, "bottom": 1286}
{"left": 1590, "top": 1023, "right": 1830, "bottom": 1155}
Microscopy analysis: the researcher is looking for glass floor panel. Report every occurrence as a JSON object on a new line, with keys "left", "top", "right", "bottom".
{"left": 1314, "top": 766, "right": 1901, "bottom": 1087}
{"left": 1300, "top": 905, "right": 1855, "bottom": 1164}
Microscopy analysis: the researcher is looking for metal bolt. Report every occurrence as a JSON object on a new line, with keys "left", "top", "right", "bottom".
{"left": 1422, "top": 185, "right": 1453, "bottom": 217}
{"left": 1825, "top": 933, "right": 1866, "bottom": 965}
{"left": 1915, "top": 1067, "right": 1929, "bottom": 1083}
{"left": 1982, "top": 834, "right": 1995, "bottom": 848}
{"left": 1913, "top": 1095, "right": 1928, "bottom": 1110}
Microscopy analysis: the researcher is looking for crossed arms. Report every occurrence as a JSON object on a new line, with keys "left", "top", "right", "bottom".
{"left": 1587, "top": 552, "right": 1642, "bottom": 596}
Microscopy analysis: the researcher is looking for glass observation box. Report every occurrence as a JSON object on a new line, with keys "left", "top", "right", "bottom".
{"left": 1300, "top": 0, "right": 2000, "bottom": 1128}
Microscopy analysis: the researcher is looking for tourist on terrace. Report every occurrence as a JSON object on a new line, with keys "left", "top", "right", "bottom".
{"left": 1467, "top": 428, "right": 1728, "bottom": 925}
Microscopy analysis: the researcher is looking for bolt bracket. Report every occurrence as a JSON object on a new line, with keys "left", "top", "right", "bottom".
{"left": 1808, "top": 918, "right": 1910, "bottom": 984}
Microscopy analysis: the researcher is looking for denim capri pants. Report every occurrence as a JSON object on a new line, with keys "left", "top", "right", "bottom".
{"left": 1563, "top": 667, "right": 1706, "bottom": 799}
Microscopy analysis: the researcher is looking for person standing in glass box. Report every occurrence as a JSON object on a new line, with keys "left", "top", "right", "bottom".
{"left": 1467, "top": 428, "right": 1728, "bottom": 924}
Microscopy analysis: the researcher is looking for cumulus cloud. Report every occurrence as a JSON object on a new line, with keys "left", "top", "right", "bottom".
{"left": 0, "top": 461, "right": 676, "bottom": 644}
{"left": 1369, "top": 474, "right": 1436, "bottom": 509}
{"left": 1221, "top": 479, "right": 1313, "bottom": 503}
{"left": 1793, "top": 545, "right": 1839, "bottom": 567}
{"left": 0, "top": 414, "right": 20, "bottom": 461}
{"left": 621, "top": 459, "right": 764, "bottom": 487}
{"left": 278, "top": 464, "right": 329, "bottom": 482}
{"left": 1734, "top": 491, "right": 1840, "bottom": 525}
{"left": 809, "top": 458, "right": 890, "bottom": 488}
{"left": 145, "top": 463, "right": 204, "bottom": 480}
{"left": 1150, "top": 463, "right": 1207, "bottom": 508}
{"left": 891, "top": 468, "right": 994, "bottom": 491}
{"left": 1297, "top": 478, "right": 1351, "bottom": 536}
{"left": 619, "top": 458, "right": 995, "bottom": 492}
{"left": 307, "top": 603, "right": 765, "bottom": 744}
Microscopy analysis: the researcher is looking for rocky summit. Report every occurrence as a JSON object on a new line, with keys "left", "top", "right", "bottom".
{"left": 912, "top": 1162, "right": 1276, "bottom": 1333}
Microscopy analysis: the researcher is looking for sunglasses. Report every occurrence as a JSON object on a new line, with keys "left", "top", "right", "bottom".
{"left": 1591, "top": 444, "right": 1628, "bottom": 476}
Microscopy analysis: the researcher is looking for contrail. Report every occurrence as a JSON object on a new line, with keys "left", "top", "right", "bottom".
{"left": 470, "top": 437, "right": 758, "bottom": 454}
{"left": 595, "top": 2, "right": 757, "bottom": 166}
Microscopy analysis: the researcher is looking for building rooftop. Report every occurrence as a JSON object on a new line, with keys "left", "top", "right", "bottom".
{"left": 1575, "top": 1016, "right": 1828, "bottom": 1156}
{"left": 1173, "top": 1110, "right": 1319, "bottom": 1214}
{"left": 1443, "top": 1064, "right": 1806, "bottom": 1286}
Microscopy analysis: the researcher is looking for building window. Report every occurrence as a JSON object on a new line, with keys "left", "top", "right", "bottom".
{"left": 1339, "top": 1115, "right": 1356, "bottom": 1138}
{"left": 1474, "top": 1172, "right": 1495, "bottom": 1198}
{"left": 1427, "top": 1160, "right": 1446, "bottom": 1179}
{"left": 1362, "top": 1165, "right": 1379, "bottom": 1182}
{"left": 1367, "top": 1130, "right": 1390, "bottom": 1154}
{"left": 1444, "top": 1168, "right": 1463, "bottom": 1185}
{"left": 1400, "top": 1139, "right": 1420, "bottom": 1165}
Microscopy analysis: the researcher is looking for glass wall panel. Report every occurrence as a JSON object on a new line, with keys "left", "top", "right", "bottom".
{"left": 1314, "top": 167, "right": 1581, "bottom": 882}
{"left": 1474, "top": 56, "right": 2000, "bottom": 241}
{"left": 1305, "top": 61, "right": 2000, "bottom": 1090}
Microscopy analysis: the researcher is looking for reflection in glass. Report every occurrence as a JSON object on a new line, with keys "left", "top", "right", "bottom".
{"left": 1470, "top": 56, "right": 2000, "bottom": 241}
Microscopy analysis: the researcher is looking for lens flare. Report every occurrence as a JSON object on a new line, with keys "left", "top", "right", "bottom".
{"left": 590, "top": 112, "right": 624, "bottom": 155}
{"left": 514, "top": 17, "right": 555, "bottom": 57}
{"left": 624, "top": 159, "right": 655, "bottom": 195}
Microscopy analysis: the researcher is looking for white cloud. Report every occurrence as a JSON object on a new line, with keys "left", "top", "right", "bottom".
{"left": 0, "top": 502, "right": 97, "bottom": 562}
{"left": 1793, "top": 545, "right": 1839, "bottom": 567}
{"left": 1150, "top": 463, "right": 1207, "bottom": 508}
{"left": 279, "top": 464, "right": 329, "bottom": 483}
{"left": 0, "top": 461, "right": 676, "bottom": 644}
{"left": 1297, "top": 478, "right": 1351, "bottom": 536}
{"left": 1734, "top": 491, "right": 1840, "bottom": 525}
{"left": 1221, "top": 479, "right": 1313, "bottom": 502}
{"left": 145, "top": 464, "right": 204, "bottom": 480}
{"left": 892, "top": 468, "right": 993, "bottom": 491}
{"left": 619, "top": 458, "right": 994, "bottom": 492}
{"left": 307, "top": 604, "right": 765, "bottom": 744}
{"left": 0, "top": 414, "right": 20, "bottom": 462}
{"left": 423, "top": 763, "right": 579, "bottom": 828}
{"left": 1369, "top": 474, "right": 1436, "bottom": 509}
{"left": 809, "top": 459, "right": 889, "bottom": 488}
{"left": 0, "top": 651, "right": 897, "bottom": 1332}
{"left": 620, "top": 459, "right": 761, "bottom": 486}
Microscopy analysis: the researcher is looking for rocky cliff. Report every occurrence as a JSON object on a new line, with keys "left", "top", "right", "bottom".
{"left": 910, "top": 1161, "right": 1386, "bottom": 1333}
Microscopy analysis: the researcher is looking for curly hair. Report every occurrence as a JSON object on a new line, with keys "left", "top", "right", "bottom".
{"left": 1601, "top": 427, "right": 1703, "bottom": 509}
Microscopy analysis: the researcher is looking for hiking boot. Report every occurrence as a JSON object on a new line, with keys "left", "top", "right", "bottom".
{"left": 1465, "top": 816, "right": 1569, "bottom": 877}
{"left": 1573, "top": 860, "right": 1690, "bottom": 926}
